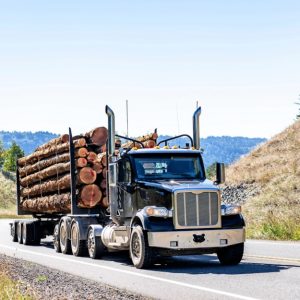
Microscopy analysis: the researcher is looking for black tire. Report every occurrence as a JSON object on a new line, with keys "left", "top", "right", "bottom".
{"left": 59, "top": 221, "right": 71, "bottom": 254}
{"left": 130, "top": 226, "right": 153, "bottom": 269}
{"left": 53, "top": 224, "right": 61, "bottom": 253}
{"left": 12, "top": 223, "right": 18, "bottom": 242}
{"left": 217, "top": 243, "right": 244, "bottom": 265}
{"left": 71, "top": 222, "right": 86, "bottom": 257}
{"left": 17, "top": 222, "right": 23, "bottom": 244}
{"left": 87, "top": 227, "right": 106, "bottom": 259}
{"left": 22, "top": 223, "right": 31, "bottom": 245}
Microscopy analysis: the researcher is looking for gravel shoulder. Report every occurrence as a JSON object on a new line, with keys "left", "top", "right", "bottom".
{"left": 0, "top": 254, "right": 150, "bottom": 300}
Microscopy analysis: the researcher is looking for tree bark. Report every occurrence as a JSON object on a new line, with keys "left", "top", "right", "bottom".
{"left": 142, "top": 140, "right": 156, "bottom": 148}
{"left": 97, "top": 153, "right": 107, "bottom": 167}
{"left": 85, "top": 127, "right": 108, "bottom": 146}
{"left": 100, "top": 179, "right": 107, "bottom": 190}
{"left": 35, "top": 134, "right": 69, "bottom": 152}
{"left": 19, "top": 152, "right": 70, "bottom": 177}
{"left": 77, "top": 167, "right": 97, "bottom": 184}
{"left": 20, "top": 162, "right": 70, "bottom": 187}
{"left": 18, "top": 138, "right": 86, "bottom": 166}
{"left": 21, "top": 174, "right": 71, "bottom": 198}
{"left": 78, "top": 184, "right": 102, "bottom": 208}
{"left": 21, "top": 193, "right": 71, "bottom": 213}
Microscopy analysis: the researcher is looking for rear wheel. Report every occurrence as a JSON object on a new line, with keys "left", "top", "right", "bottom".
{"left": 53, "top": 224, "right": 61, "bottom": 253}
{"left": 11, "top": 223, "right": 18, "bottom": 242}
{"left": 59, "top": 221, "right": 71, "bottom": 254}
{"left": 71, "top": 222, "right": 86, "bottom": 257}
{"left": 87, "top": 227, "right": 106, "bottom": 259}
{"left": 17, "top": 222, "right": 23, "bottom": 244}
{"left": 217, "top": 243, "right": 244, "bottom": 265}
{"left": 130, "top": 226, "right": 153, "bottom": 269}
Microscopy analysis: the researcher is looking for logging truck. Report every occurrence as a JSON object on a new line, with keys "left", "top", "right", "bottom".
{"left": 10, "top": 105, "right": 245, "bottom": 269}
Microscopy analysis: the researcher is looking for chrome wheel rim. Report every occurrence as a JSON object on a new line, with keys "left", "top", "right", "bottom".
{"left": 131, "top": 232, "right": 141, "bottom": 259}
{"left": 71, "top": 224, "right": 79, "bottom": 251}
{"left": 88, "top": 230, "right": 95, "bottom": 257}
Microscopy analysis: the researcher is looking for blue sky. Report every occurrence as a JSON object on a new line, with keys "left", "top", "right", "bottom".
{"left": 0, "top": 1, "right": 299, "bottom": 138}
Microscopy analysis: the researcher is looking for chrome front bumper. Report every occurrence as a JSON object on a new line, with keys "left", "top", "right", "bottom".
{"left": 147, "top": 228, "right": 245, "bottom": 249}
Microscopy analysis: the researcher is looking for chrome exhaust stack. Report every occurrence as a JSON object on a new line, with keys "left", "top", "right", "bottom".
{"left": 193, "top": 106, "right": 201, "bottom": 150}
{"left": 105, "top": 105, "right": 115, "bottom": 159}
{"left": 105, "top": 105, "right": 119, "bottom": 225}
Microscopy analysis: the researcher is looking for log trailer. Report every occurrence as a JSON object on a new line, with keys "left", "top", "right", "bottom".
{"left": 10, "top": 106, "right": 245, "bottom": 269}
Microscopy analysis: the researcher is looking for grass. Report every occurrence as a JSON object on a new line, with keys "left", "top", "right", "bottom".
{"left": 0, "top": 272, "right": 33, "bottom": 300}
{"left": 226, "top": 120, "right": 300, "bottom": 241}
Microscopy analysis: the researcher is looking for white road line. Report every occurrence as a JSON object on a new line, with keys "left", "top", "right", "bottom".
{"left": 245, "top": 255, "right": 300, "bottom": 264}
{"left": 247, "top": 240, "right": 300, "bottom": 247}
{"left": 0, "top": 244, "right": 258, "bottom": 300}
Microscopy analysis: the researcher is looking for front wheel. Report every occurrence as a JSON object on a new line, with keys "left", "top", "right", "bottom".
{"left": 217, "top": 243, "right": 244, "bottom": 265}
{"left": 130, "top": 226, "right": 153, "bottom": 269}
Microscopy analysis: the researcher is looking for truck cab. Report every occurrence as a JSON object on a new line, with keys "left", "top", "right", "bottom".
{"left": 101, "top": 106, "right": 245, "bottom": 268}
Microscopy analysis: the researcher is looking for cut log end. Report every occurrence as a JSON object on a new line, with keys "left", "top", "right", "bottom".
{"left": 78, "top": 167, "right": 97, "bottom": 184}
{"left": 79, "top": 184, "right": 102, "bottom": 208}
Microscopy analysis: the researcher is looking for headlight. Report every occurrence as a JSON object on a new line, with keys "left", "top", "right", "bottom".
{"left": 144, "top": 206, "right": 170, "bottom": 218}
{"left": 221, "top": 204, "right": 242, "bottom": 216}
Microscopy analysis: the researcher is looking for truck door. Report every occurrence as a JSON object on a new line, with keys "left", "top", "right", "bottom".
{"left": 117, "top": 158, "right": 133, "bottom": 218}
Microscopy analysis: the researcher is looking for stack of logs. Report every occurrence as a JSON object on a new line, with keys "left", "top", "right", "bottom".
{"left": 18, "top": 129, "right": 158, "bottom": 214}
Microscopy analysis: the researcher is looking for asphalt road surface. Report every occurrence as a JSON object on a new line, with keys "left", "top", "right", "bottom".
{"left": 0, "top": 219, "right": 299, "bottom": 300}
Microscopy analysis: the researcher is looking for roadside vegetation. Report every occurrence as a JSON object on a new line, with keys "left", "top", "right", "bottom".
{"left": 0, "top": 170, "right": 17, "bottom": 218}
{"left": 0, "top": 271, "right": 32, "bottom": 300}
{"left": 226, "top": 120, "right": 300, "bottom": 240}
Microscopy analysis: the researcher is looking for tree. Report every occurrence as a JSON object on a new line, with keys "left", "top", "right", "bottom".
{"left": 0, "top": 141, "right": 5, "bottom": 167}
{"left": 206, "top": 162, "right": 217, "bottom": 180}
{"left": 296, "top": 95, "right": 300, "bottom": 120}
{"left": 3, "top": 141, "right": 24, "bottom": 172}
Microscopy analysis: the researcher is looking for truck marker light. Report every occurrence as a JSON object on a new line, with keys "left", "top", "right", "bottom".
{"left": 155, "top": 146, "right": 160, "bottom": 149}
{"left": 172, "top": 145, "right": 178, "bottom": 149}
{"left": 170, "top": 241, "right": 178, "bottom": 247}
{"left": 163, "top": 146, "right": 170, "bottom": 149}
{"left": 220, "top": 239, "right": 228, "bottom": 245}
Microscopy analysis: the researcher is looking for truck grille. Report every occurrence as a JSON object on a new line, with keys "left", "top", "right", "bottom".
{"left": 174, "top": 191, "right": 220, "bottom": 229}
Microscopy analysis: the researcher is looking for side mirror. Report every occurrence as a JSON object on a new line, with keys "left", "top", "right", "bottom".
{"left": 215, "top": 163, "right": 225, "bottom": 185}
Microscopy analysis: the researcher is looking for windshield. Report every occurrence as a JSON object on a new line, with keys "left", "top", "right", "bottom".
{"left": 133, "top": 154, "right": 205, "bottom": 181}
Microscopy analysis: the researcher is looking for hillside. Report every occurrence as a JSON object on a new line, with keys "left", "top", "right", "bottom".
{"left": 0, "top": 131, "right": 58, "bottom": 154}
{"left": 223, "top": 120, "right": 300, "bottom": 240}
{"left": 0, "top": 171, "right": 16, "bottom": 217}
{"left": 158, "top": 135, "right": 266, "bottom": 167}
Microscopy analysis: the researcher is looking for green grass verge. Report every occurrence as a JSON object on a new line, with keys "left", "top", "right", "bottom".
{"left": 0, "top": 272, "right": 33, "bottom": 300}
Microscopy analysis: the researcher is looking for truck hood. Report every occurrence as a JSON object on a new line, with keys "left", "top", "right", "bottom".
{"left": 136, "top": 179, "right": 219, "bottom": 193}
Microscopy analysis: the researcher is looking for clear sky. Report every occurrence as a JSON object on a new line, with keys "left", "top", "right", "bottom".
{"left": 0, "top": 1, "right": 299, "bottom": 138}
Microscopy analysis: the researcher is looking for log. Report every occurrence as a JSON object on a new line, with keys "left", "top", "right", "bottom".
{"left": 20, "top": 162, "right": 70, "bottom": 187}
{"left": 78, "top": 184, "right": 102, "bottom": 208}
{"left": 121, "top": 132, "right": 158, "bottom": 149}
{"left": 35, "top": 134, "right": 69, "bottom": 152}
{"left": 21, "top": 193, "right": 71, "bottom": 213}
{"left": 77, "top": 167, "right": 97, "bottom": 184}
{"left": 76, "top": 158, "right": 88, "bottom": 168}
{"left": 85, "top": 127, "right": 108, "bottom": 146}
{"left": 102, "top": 167, "right": 107, "bottom": 178}
{"left": 101, "top": 196, "right": 109, "bottom": 208}
{"left": 87, "top": 151, "right": 97, "bottom": 163}
{"left": 92, "top": 162, "right": 103, "bottom": 174}
{"left": 75, "top": 147, "right": 89, "bottom": 158}
{"left": 21, "top": 174, "right": 71, "bottom": 198}
{"left": 100, "top": 179, "right": 107, "bottom": 190}
{"left": 18, "top": 138, "right": 86, "bottom": 167}
{"left": 19, "top": 152, "right": 70, "bottom": 177}
{"left": 97, "top": 153, "right": 107, "bottom": 167}
{"left": 143, "top": 140, "right": 156, "bottom": 148}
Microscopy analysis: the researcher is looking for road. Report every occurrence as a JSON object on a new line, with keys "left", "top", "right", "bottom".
{"left": 0, "top": 219, "right": 299, "bottom": 300}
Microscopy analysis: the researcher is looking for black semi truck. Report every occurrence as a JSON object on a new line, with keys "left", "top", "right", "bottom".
{"left": 10, "top": 105, "right": 245, "bottom": 269}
